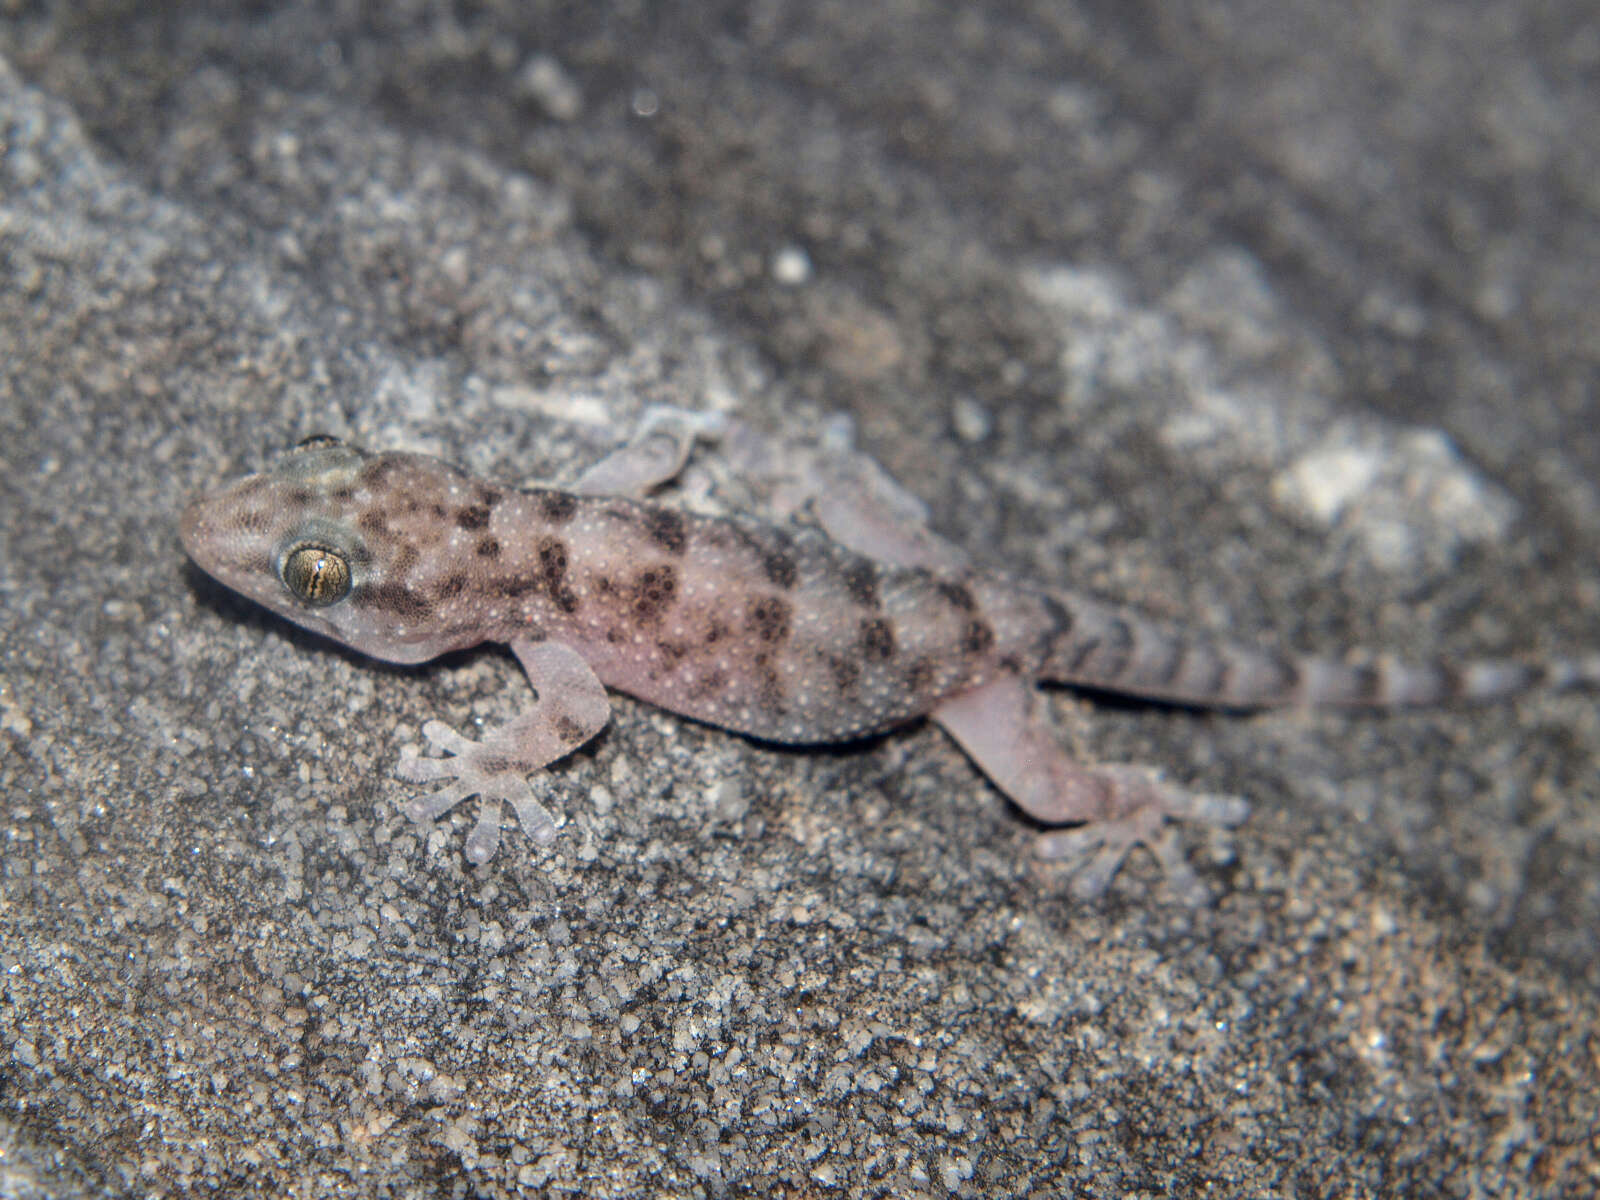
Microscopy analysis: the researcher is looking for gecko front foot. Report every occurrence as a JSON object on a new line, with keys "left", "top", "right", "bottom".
{"left": 397, "top": 720, "right": 561, "bottom": 864}
{"left": 394, "top": 640, "right": 612, "bottom": 866}
{"left": 1031, "top": 767, "right": 1249, "bottom": 904}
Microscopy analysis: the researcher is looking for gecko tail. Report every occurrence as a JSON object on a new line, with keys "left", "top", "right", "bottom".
{"left": 1033, "top": 592, "right": 1600, "bottom": 710}
{"left": 1293, "top": 653, "right": 1600, "bottom": 709}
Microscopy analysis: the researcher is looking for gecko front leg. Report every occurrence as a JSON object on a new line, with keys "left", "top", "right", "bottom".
{"left": 397, "top": 639, "right": 611, "bottom": 863}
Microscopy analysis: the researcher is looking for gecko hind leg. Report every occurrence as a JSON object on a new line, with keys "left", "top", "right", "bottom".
{"left": 396, "top": 639, "right": 612, "bottom": 864}
{"left": 722, "top": 412, "right": 969, "bottom": 571}
{"left": 931, "top": 674, "right": 1249, "bottom": 904}
{"left": 571, "top": 406, "right": 729, "bottom": 497}
{"left": 581, "top": 406, "right": 967, "bottom": 570}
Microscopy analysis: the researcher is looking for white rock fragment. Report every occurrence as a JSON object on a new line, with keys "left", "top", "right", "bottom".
{"left": 516, "top": 54, "right": 583, "bottom": 121}
{"left": 1274, "top": 439, "right": 1383, "bottom": 524}
{"left": 771, "top": 244, "right": 812, "bottom": 286}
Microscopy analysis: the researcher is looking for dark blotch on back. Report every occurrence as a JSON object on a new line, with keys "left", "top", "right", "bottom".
{"left": 631, "top": 565, "right": 678, "bottom": 620}
{"left": 643, "top": 508, "right": 688, "bottom": 555}
{"left": 905, "top": 658, "right": 938, "bottom": 694}
{"left": 538, "top": 491, "right": 578, "bottom": 524}
{"left": 747, "top": 596, "right": 792, "bottom": 643}
{"left": 476, "top": 537, "right": 501, "bottom": 558}
{"left": 538, "top": 537, "right": 568, "bottom": 582}
{"left": 962, "top": 618, "right": 995, "bottom": 655}
{"left": 830, "top": 656, "right": 861, "bottom": 694}
{"left": 537, "top": 536, "right": 580, "bottom": 613}
{"left": 456, "top": 505, "right": 490, "bottom": 531}
{"left": 841, "top": 560, "right": 880, "bottom": 608}
{"left": 761, "top": 549, "right": 798, "bottom": 591}
{"left": 859, "top": 617, "right": 896, "bottom": 660}
{"left": 936, "top": 581, "right": 976, "bottom": 611}
{"left": 723, "top": 522, "right": 798, "bottom": 591}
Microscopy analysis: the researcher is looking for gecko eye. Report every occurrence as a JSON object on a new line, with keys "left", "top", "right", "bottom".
{"left": 281, "top": 544, "right": 352, "bottom": 606}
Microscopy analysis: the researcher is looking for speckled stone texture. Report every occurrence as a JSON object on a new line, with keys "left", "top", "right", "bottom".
{"left": 2, "top": 3, "right": 1597, "bottom": 1196}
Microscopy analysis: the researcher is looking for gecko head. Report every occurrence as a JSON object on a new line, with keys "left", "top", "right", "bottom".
{"left": 180, "top": 437, "right": 493, "bottom": 664}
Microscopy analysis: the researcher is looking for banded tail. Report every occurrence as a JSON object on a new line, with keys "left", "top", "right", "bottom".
{"left": 1035, "top": 592, "right": 1600, "bottom": 711}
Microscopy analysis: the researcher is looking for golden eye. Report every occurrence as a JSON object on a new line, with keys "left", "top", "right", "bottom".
{"left": 281, "top": 544, "right": 351, "bottom": 606}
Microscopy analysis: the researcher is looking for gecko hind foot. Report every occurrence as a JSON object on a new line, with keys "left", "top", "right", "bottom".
{"left": 397, "top": 719, "right": 560, "bottom": 864}
{"left": 1032, "top": 767, "right": 1250, "bottom": 904}
{"left": 933, "top": 674, "right": 1250, "bottom": 904}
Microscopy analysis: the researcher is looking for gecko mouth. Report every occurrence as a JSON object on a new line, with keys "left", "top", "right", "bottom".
{"left": 176, "top": 497, "right": 210, "bottom": 561}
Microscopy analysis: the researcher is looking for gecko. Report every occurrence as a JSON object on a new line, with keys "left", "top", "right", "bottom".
{"left": 179, "top": 410, "right": 1600, "bottom": 902}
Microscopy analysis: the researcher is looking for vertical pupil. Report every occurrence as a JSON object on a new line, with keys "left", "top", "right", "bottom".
{"left": 286, "top": 545, "right": 349, "bottom": 605}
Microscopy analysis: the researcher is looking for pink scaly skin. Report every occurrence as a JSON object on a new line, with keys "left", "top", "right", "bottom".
{"left": 180, "top": 413, "right": 1600, "bottom": 902}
